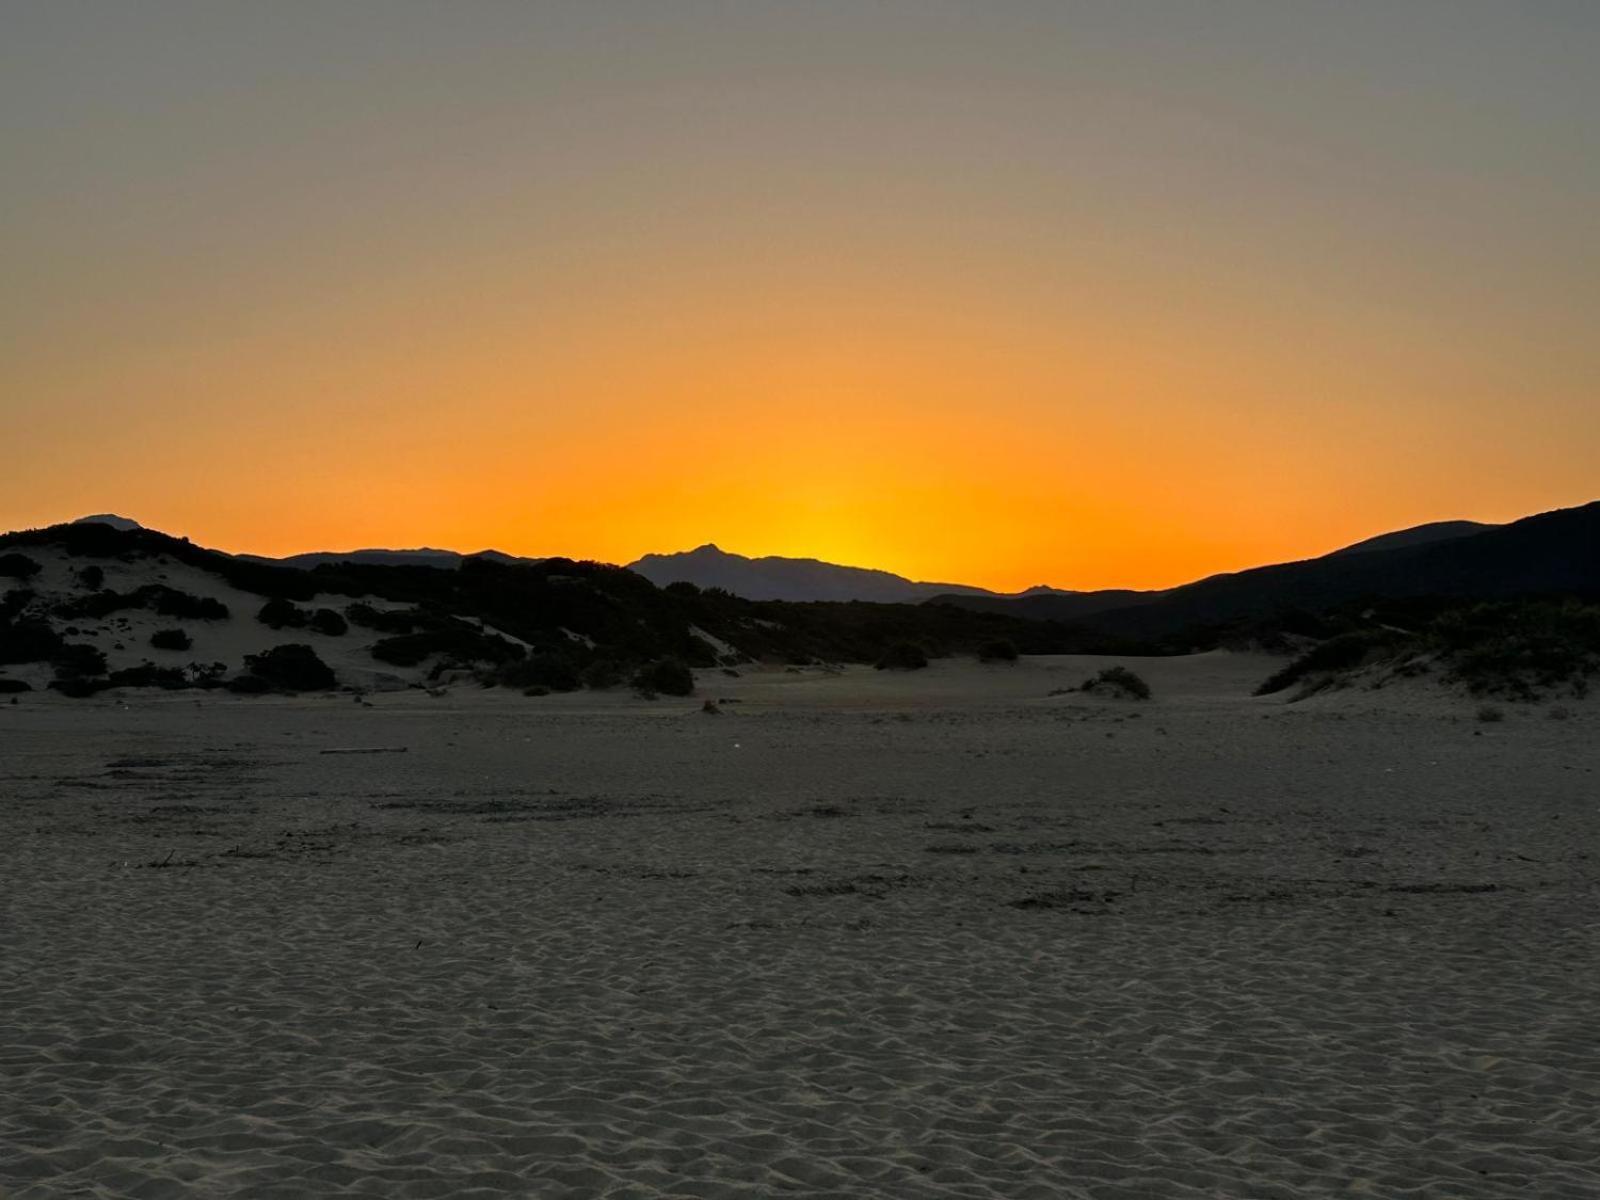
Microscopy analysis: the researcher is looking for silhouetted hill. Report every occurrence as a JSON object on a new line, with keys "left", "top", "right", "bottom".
{"left": 927, "top": 587, "right": 1161, "bottom": 621}
{"left": 943, "top": 502, "right": 1597, "bottom": 642}
{"left": 241, "top": 548, "right": 533, "bottom": 570}
{"left": 1326, "top": 520, "right": 1496, "bottom": 557}
{"left": 628, "top": 543, "right": 1020, "bottom": 603}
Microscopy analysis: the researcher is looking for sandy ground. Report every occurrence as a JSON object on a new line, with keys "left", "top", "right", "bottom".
{"left": 2, "top": 654, "right": 1598, "bottom": 1198}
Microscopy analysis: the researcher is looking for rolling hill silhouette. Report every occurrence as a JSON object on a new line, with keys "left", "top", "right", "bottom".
{"left": 932, "top": 503, "right": 1598, "bottom": 639}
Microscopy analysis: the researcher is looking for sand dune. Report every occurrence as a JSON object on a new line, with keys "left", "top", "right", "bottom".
{"left": 2, "top": 658, "right": 1597, "bottom": 1197}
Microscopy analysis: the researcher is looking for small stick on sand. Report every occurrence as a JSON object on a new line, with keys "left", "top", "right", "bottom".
{"left": 319, "top": 747, "right": 410, "bottom": 755}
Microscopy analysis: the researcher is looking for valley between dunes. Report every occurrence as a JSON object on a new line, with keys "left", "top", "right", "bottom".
{"left": 2, "top": 655, "right": 1597, "bottom": 1198}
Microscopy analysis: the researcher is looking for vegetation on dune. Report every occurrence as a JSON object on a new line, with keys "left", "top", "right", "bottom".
{"left": 371, "top": 622, "right": 523, "bottom": 669}
{"left": 46, "top": 643, "right": 110, "bottom": 696}
{"left": 150, "top": 628, "right": 192, "bottom": 651}
{"left": 875, "top": 641, "right": 930, "bottom": 671}
{"left": 257, "top": 597, "right": 308, "bottom": 629}
{"left": 1253, "top": 600, "right": 1600, "bottom": 702}
{"left": 235, "top": 644, "right": 336, "bottom": 692}
{"left": 0, "top": 553, "right": 41, "bottom": 580}
{"left": 53, "top": 584, "right": 228, "bottom": 622}
{"left": 310, "top": 608, "right": 348, "bottom": 636}
{"left": 1, "top": 589, "right": 32, "bottom": 623}
{"left": 632, "top": 657, "right": 695, "bottom": 697}
{"left": 487, "top": 652, "right": 583, "bottom": 693}
{"left": 0, "top": 524, "right": 1120, "bottom": 692}
{"left": 1080, "top": 665, "right": 1152, "bottom": 700}
{"left": 978, "top": 638, "right": 1019, "bottom": 663}
{"left": 0, "top": 619, "right": 63, "bottom": 664}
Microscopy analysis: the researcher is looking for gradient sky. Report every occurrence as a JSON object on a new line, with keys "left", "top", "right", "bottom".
{"left": 4, "top": 2, "right": 1596, "bottom": 590}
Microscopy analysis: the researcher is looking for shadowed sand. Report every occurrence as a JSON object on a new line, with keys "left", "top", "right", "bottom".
{"left": 2, "top": 655, "right": 1598, "bottom": 1198}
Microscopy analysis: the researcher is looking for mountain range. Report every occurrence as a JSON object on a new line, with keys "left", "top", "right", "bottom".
{"left": 54, "top": 504, "right": 1597, "bottom": 645}
{"left": 626, "top": 544, "right": 1073, "bottom": 603}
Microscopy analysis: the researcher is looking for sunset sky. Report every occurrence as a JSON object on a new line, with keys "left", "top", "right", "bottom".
{"left": 4, "top": 2, "right": 1596, "bottom": 590}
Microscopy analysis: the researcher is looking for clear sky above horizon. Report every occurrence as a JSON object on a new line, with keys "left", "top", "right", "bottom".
{"left": 4, "top": 1, "right": 1596, "bottom": 590}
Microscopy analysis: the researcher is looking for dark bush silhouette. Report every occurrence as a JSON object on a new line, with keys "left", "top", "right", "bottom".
{"left": 258, "top": 598, "right": 309, "bottom": 629}
{"left": 0, "top": 678, "right": 31, "bottom": 693}
{"left": 0, "top": 620, "right": 63, "bottom": 664}
{"left": 55, "top": 585, "right": 227, "bottom": 622}
{"left": 151, "top": 589, "right": 228, "bottom": 620}
{"left": 150, "top": 628, "right": 192, "bottom": 651}
{"left": 47, "top": 643, "right": 110, "bottom": 696}
{"left": 53, "top": 643, "right": 109, "bottom": 678}
{"left": 310, "top": 608, "right": 348, "bottom": 636}
{"left": 0, "top": 554, "right": 40, "bottom": 580}
{"left": 1251, "top": 601, "right": 1600, "bottom": 702}
{"left": 492, "top": 652, "right": 582, "bottom": 692}
{"left": 1, "top": 589, "right": 32, "bottom": 622}
{"left": 1081, "top": 665, "right": 1152, "bottom": 700}
{"left": 979, "top": 638, "right": 1019, "bottom": 663}
{"left": 632, "top": 657, "right": 694, "bottom": 697}
{"left": 77, "top": 565, "right": 105, "bottom": 590}
{"left": 108, "top": 664, "right": 190, "bottom": 690}
{"left": 49, "top": 677, "right": 111, "bottom": 698}
{"left": 581, "top": 658, "right": 625, "bottom": 690}
{"left": 344, "top": 603, "right": 421, "bottom": 632}
{"left": 875, "top": 642, "right": 929, "bottom": 671}
{"left": 237, "top": 644, "right": 336, "bottom": 692}
{"left": 371, "top": 624, "right": 522, "bottom": 668}
{"left": 1253, "top": 632, "right": 1395, "bottom": 696}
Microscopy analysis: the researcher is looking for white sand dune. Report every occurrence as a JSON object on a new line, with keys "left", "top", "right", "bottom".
{"left": 2, "top": 658, "right": 1597, "bottom": 1197}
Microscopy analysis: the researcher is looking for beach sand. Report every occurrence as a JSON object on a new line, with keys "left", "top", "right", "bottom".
{"left": 2, "top": 655, "right": 1597, "bottom": 1198}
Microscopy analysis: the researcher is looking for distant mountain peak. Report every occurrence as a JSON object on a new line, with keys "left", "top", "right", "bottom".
{"left": 73, "top": 513, "right": 142, "bottom": 531}
{"left": 627, "top": 543, "right": 1028, "bottom": 603}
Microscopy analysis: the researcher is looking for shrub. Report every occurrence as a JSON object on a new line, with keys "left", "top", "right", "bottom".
{"left": 49, "top": 677, "right": 111, "bottom": 698}
{"left": 875, "top": 642, "right": 929, "bottom": 671}
{"left": 0, "top": 554, "right": 40, "bottom": 580}
{"left": 1082, "top": 665, "right": 1151, "bottom": 700}
{"left": 0, "top": 678, "right": 31, "bottom": 693}
{"left": 371, "top": 625, "right": 521, "bottom": 668}
{"left": 150, "top": 628, "right": 192, "bottom": 651}
{"left": 344, "top": 603, "right": 419, "bottom": 633}
{"left": 258, "top": 598, "right": 309, "bottom": 630}
{"left": 108, "top": 664, "right": 190, "bottom": 690}
{"left": 1, "top": 589, "right": 32, "bottom": 622}
{"left": 239, "top": 644, "right": 336, "bottom": 691}
{"left": 491, "top": 652, "right": 581, "bottom": 692}
{"left": 581, "top": 658, "right": 625, "bottom": 690}
{"left": 1476, "top": 704, "right": 1505, "bottom": 724}
{"left": 1253, "top": 632, "right": 1396, "bottom": 696}
{"left": 54, "top": 585, "right": 228, "bottom": 622}
{"left": 77, "top": 565, "right": 105, "bottom": 590}
{"left": 150, "top": 588, "right": 228, "bottom": 620}
{"left": 1434, "top": 601, "right": 1600, "bottom": 699}
{"left": 309, "top": 608, "right": 348, "bottom": 636}
{"left": 0, "top": 620, "right": 63, "bottom": 664}
{"left": 978, "top": 638, "right": 1019, "bottom": 663}
{"left": 52, "top": 643, "right": 107, "bottom": 679}
{"left": 632, "top": 657, "right": 694, "bottom": 697}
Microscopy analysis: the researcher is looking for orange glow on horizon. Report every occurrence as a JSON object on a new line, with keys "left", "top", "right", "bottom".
{"left": 5, "top": 6, "right": 1595, "bottom": 592}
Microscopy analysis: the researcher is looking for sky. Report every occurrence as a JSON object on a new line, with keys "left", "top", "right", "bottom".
{"left": 3, "top": 1, "right": 1596, "bottom": 591}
